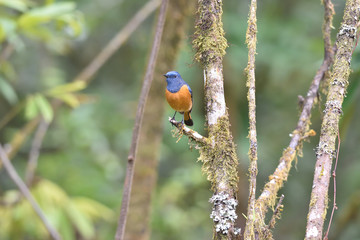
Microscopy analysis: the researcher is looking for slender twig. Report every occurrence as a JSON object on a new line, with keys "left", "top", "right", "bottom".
{"left": 75, "top": 0, "right": 161, "bottom": 83}
{"left": 244, "top": 0, "right": 259, "bottom": 238}
{"left": 115, "top": 0, "right": 168, "bottom": 239}
{"left": 268, "top": 194, "right": 285, "bottom": 230}
{"left": 323, "top": 130, "right": 340, "bottom": 240}
{"left": 25, "top": 118, "right": 50, "bottom": 186}
{"left": 0, "top": 144, "right": 61, "bottom": 240}
{"left": 169, "top": 118, "right": 208, "bottom": 145}
{"left": 254, "top": 0, "right": 335, "bottom": 227}
{"left": 3, "top": 116, "right": 40, "bottom": 163}
{"left": 305, "top": 1, "right": 360, "bottom": 238}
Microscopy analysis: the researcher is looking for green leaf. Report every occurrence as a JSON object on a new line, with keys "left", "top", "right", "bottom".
{"left": 46, "top": 81, "right": 87, "bottom": 96}
{"left": 34, "top": 94, "right": 53, "bottom": 123}
{"left": 25, "top": 95, "right": 38, "bottom": 120}
{"left": 58, "top": 211, "right": 75, "bottom": 240}
{"left": 57, "top": 11, "right": 84, "bottom": 37}
{"left": 65, "top": 202, "right": 94, "bottom": 239}
{"left": 53, "top": 93, "right": 80, "bottom": 108}
{"left": 72, "top": 197, "right": 115, "bottom": 221}
{"left": 0, "top": 18, "right": 17, "bottom": 42}
{"left": 0, "top": 76, "right": 18, "bottom": 104}
{"left": 0, "top": 0, "right": 28, "bottom": 12}
{"left": 18, "top": 2, "right": 76, "bottom": 27}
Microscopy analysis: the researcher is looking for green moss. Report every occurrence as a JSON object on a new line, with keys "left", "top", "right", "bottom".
{"left": 198, "top": 115, "right": 238, "bottom": 191}
{"left": 192, "top": 0, "right": 228, "bottom": 67}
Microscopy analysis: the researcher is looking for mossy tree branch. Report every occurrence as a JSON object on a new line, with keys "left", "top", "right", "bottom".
{"left": 169, "top": 118, "right": 209, "bottom": 145}
{"left": 251, "top": 0, "right": 335, "bottom": 238}
{"left": 305, "top": 0, "right": 360, "bottom": 239}
{"left": 243, "top": 0, "right": 259, "bottom": 238}
{"left": 191, "top": 0, "right": 240, "bottom": 238}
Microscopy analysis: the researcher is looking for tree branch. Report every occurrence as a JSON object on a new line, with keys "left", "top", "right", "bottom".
{"left": 0, "top": 144, "right": 61, "bottom": 240}
{"left": 253, "top": 0, "right": 335, "bottom": 236}
{"left": 193, "top": 0, "right": 240, "bottom": 238}
{"left": 115, "top": 0, "right": 168, "bottom": 239}
{"left": 305, "top": 1, "right": 360, "bottom": 239}
{"left": 25, "top": 118, "right": 50, "bottom": 186}
{"left": 243, "top": 0, "right": 259, "bottom": 238}
{"left": 268, "top": 194, "right": 284, "bottom": 230}
{"left": 323, "top": 130, "right": 340, "bottom": 240}
{"left": 169, "top": 118, "right": 208, "bottom": 145}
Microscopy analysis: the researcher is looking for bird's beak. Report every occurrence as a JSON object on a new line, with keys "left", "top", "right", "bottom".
{"left": 163, "top": 74, "right": 167, "bottom": 77}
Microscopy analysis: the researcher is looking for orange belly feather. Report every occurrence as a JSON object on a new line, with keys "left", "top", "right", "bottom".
{"left": 165, "top": 85, "right": 192, "bottom": 113}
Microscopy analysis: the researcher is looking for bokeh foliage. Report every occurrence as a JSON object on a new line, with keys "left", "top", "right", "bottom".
{"left": 0, "top": 0, "right": 359, "bottom": 239}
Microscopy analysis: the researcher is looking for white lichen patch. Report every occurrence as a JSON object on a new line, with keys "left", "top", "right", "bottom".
{"left": 308, "top": 211, "right": 320, "bottom": 221}
{"left": 306, "top": 226, "right": 319, "bottom": 238}
{"left": 209, "top": 192, "right": 240, "bottom": 235}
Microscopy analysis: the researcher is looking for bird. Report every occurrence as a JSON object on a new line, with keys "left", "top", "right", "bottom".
{"left": 163, "top": 71, "right": 193, "bottom": 126}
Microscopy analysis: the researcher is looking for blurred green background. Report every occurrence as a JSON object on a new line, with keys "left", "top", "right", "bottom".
{"left": 0, "top": 0, "right": 360, "bottom": 239}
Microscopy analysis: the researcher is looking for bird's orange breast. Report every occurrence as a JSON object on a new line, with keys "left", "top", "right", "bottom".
{"left": 165, "top": 85, "right": 192, "bottom": 113}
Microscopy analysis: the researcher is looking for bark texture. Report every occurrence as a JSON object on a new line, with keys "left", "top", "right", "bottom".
{"left": 305, "top": 0, "right": 360, "bottom": 239}
{"left": 193, "top": 0, "right": 240, "bottom": 239}
{"left": 243, "top": 0, "right": 259, "bottom": 238}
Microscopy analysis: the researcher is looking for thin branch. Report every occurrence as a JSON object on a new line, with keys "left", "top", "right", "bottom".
{"left": 268, "top": 194, "right": 284, "bottom": 230}
{"left": 0, "top": 144, "right": 61, "bottom": 240}
{"left": 25, "top": 118, "right": 50, "bottom": 186}
{"left": 244, "top": 0, "right": 259, "bottom": 238}
{"left": 115, "top": 0, "right": 168, "bottom": 239}
{"left": 169, "top": 118, "right": 208, "bottom": 145}
{"left": 2, "top": 116, "right": 41, "bottom": 164}
{"left": 305, "top": 0, "right": 360, "bottom": 238}
{"left": 323, "top": 130, "right": 340, "bottom": 240}
{"left": 254, "top": 0, "right": 335, "bottom": 231}
{"left": 75, "top": 0, "right": 161, "bottom": 83}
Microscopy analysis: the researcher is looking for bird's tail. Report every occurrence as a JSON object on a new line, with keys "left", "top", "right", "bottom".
{"left": 184, "top": 111, "right": 193, "bottom": 126}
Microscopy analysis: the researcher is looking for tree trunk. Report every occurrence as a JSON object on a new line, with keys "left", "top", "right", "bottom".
{"left": 193, "top": 0, "right": 240, "bottom": 239}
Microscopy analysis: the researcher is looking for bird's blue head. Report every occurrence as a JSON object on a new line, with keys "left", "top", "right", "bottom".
{"left": 163, "top": 71, "right": 182, "bottom": 82}
{"left": 163, "top": 71, "right": 185, "bottom": 93}
{"left": 163, "top": 71, "right": 192, "bottom": 94}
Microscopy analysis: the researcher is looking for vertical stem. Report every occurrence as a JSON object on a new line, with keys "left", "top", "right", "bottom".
{"left": 115, "top": 0, "right": 168, "bottom": 239}
{"left": 25, "top": 118, "right": 49, "bottom": 185}
{"left": 305, "top": 1, "right": 360, "bottom": 239}
{"left": 193, "top": 0, "right": 240, "bottom": 238}
{"left": 252, "top": 0, "right": 335, "bottom": 236}
{"left": 244, "top": 0, "right": 258, "bottom": 238}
